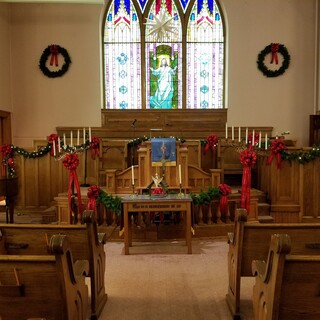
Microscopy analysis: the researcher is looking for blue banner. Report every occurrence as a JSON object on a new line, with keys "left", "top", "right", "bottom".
{"left": 151, "top": 138, "right": 176, "bottom": 166}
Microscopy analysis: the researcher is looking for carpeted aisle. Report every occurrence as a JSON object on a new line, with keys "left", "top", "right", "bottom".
{"left": 99, "top": 239, "right": 254, "bottom": 320}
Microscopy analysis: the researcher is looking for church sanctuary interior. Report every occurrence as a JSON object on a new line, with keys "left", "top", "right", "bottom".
{"left": 1, "top": 0, "right": 320, "bottom": 319}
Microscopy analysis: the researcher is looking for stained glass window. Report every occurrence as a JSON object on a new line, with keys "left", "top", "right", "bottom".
{"left": 103, "top": 0, "right": 224, "bottom": 109}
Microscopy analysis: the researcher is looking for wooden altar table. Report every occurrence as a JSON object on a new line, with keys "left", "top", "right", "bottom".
{"left": 121, "top": 194, "right": 193, "bottom": 255}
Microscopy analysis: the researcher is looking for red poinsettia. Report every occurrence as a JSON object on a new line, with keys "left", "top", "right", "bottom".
{"left": 152, "top": 187, "right": 164, "bottom": 195}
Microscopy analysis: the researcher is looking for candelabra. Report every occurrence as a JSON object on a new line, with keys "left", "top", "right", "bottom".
{"left": 130, "top": 183, "right": 137, "bottom": 198}
{"left": 177, "top": 183, "right": 184, "bottom": 198}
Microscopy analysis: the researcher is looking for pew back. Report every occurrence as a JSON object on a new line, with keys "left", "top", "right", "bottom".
{"left": 0, "top": 235, "right": 88, "bottom": 320}
{"left": 252, "top": 234, "right": 320, "bottom": 320}
{"left": 227, "top": 208, "right": 320, "bottom": 319}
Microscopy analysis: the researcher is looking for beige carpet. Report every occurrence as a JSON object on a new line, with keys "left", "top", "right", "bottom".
{"left": 99, "top": 239, "right": 254, "bottom": 320}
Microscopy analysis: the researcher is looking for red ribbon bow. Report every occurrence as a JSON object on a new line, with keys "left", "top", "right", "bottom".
{"left": 218, "top": 183, "right": 232, "bottom": 215}
{"left": 63, "top": 153, "right": 82, "bottom": 221}
{"left": 270, "top": 43, "right": 279, "bottom": 65}
{"left": 240, "top": 146, "right": 257, "bottom": 214}
{"left": 50, "top": 45, "right": 59, "bottom": 66}
{"left": 1, "top": 144, "right": 14, "bottom": 177}
{"left": 48, "top": 133, "right": 59, "bottom": 157}
{"left": 266, "top": 138, "right": 286, "bottom": 169}
{"left": 90, "top": 136, "right": 100, "bottom": 159}
{"left": 87, "top": 185, "right": 101, "bottom": 211}
{"left": 203, "top": 134, "right": 218, "bottom": 154}
{"left": 248, "top": 132, "right": 260, "bottom": 146}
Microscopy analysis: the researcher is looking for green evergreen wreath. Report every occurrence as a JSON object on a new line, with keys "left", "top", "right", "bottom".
{"left": 39, "top": 45, "right": 71, "bottom": 78}
{"left": 257, "top": 43, "right": 290, "bottom": 78}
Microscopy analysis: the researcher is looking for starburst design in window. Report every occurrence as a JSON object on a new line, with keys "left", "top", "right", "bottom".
{"left": 145, "top": 9, "right": 176, "bottom": 42}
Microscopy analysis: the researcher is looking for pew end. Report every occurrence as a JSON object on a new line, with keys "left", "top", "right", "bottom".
{"left": 252, "top": 234, "right": 320, "bottom": 320}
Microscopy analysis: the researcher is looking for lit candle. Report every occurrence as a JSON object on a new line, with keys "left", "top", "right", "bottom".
{"left": 77, "top": 130, "right": 80, "bottom": 146}
{"left": 265, "top": 133, "right": 268, "bottom": 150}
{"left": 231, "top": 126, "right": 234, "bottom": 141}
{"left": 58, "top": 136, "right": 61, "bottom": 153}
{"left": 225, "top": 123, "right": 228, "bottom": 139}
{"left": 70, "top": 131, "right": 73, "bottom": 147}
{"left": 179, "top": 164, "right": 182, "bottom": 185}
{"left": 245, "top": 128, "right": 248, "bottom": 144}
{"left": 258, "top": 131, "right": 262, "bottom": 148}
{"left": 89, "top": 127, "right": 92, "bottom": 142}
{"left": 252, "top": 130, "right": 255, "bottom": 146}
{"left": 131, "top": 165, "right": 134, "bottom": 185}
{"left": 83, "top": 128, "right": 86, "bottom": 144}
{"left": 53, "top": 140, "right": 56, "bottom": 157}
{"left": 63, "top": 133, "right": 66, "bottom": 146}
{"left": 238, "top": 127, "right": 241, "bottom": 142}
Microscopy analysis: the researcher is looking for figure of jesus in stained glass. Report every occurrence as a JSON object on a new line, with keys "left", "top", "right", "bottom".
{"left": 150, "top": 58, "right": 177, "bottom": 109}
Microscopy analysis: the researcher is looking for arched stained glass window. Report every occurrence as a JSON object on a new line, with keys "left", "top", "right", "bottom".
{"left": 103, "top": 0, "right": 224, "bottom": 110}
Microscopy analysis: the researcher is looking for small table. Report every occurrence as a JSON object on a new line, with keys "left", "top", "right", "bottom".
{"left": 121, "top": 194, "right": 193, "bottom": 255}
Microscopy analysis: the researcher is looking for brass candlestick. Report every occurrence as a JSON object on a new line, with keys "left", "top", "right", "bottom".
{"left": 178, "top": 183, "right": 184, "bottom": 198}
{"left": 130, "top": 183, "right": 137, "bottom": 198}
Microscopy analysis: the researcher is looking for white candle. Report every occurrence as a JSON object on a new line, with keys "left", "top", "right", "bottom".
{"left": 258, "top": 131, "right": 262, "bottom": 148}
{"left": 77, "top": 130, "right": 80, "bottom": 146}
{"left": 70, "top": 131, "right": 73, "bottom": 147}
{"left": 179, "top": 164, "right": 182, "bottom": 185}
{"left": 63, "top": 133, "right": 66, "bottom": 146}
{"left": 252, "top": 130, "right": 255, "bottom": 146}
{"left": 131, "top": 165, "right": 135, "bottom": 185}
{"left": 265, "top": 133, "right": 268, "bottom": 150}
{"left": 89, "top": 127, "right": 92, "bottom": 142}
{"left": 53, "top": 140, "right": 56, "bottom": 157}
{"left": 83, "top": 128, "right": 86, "bottom": 144}
{"left": 58, "top": 136, "right": 61, "bottom": 153}
{"left": 231, "top": 126, "right": 234, "bottom": 141}
{"left": 225, "top": 123, "right": 228, "bottom": 139}
{"left": 245, "top": 128, "right": 248, "bottom": 144}
{"left": 238, "top": 127, "right": 241, "bottom": 142}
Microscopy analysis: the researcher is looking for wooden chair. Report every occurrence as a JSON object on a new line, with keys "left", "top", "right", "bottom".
{"left": 252, "top": 233, "right": 320, "bottom": 320}
{"left": 227, "top": 208, "right": 320, "bottom": 319}
{"left": 0, "top": 210, "right": 107, "bottom": 320}
{"left": 0, "top": 234, "right": 89, "bottom": 320}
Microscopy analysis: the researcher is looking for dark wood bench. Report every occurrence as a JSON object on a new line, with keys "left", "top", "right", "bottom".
{"left": 227, "top": 208, "right": 320, "bottom": 319}
{"left": 0, "top": 234, "right": 89, "bottom": 320}
{"left": 252, "top": 233, "right": 320, "bottom": 320}
{"left": 0, "top": 210, "right": 107, "bottom": 320}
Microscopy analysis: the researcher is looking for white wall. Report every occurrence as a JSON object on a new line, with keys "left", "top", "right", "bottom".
{"left": 0, "top": 3, "right": 12, "bottom": 112}
{"left": 10, "top": 3, "right": 103, "bottom": 146}
{"left": 222, "top": 0, "right": 316, "bottom": 145}
{"left": 1, "top": 0, "right": 318, "bottom": 146}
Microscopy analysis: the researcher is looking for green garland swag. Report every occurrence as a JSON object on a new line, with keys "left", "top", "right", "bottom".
{"left": 39, "top": 45, "right": 71, "bottom": 78}
{"left": 257, "top": 43, "right": 290, "bottom": 78}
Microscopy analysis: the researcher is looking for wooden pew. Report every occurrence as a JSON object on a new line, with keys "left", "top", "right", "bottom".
{"left": 0, "top": 210, "right": 107, "bottom": 320}
{"left": 227, "top": 208, "right": 320, "bottom": 319}
{"left": 0, "top": 234, "right": 89, "bottom": 320}
{"left": 252, "top": 233, "right": 320, "bottom": 320}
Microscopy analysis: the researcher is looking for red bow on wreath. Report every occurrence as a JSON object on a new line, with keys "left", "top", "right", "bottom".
{"left": 48, "top": 133, "right": 59, "bottom": 157}
{"left": 270, "top": 43, "right": 279, "bottom": 65}
{"left": 50, "top": 45, "right": 59, "bottom": 66}
{"left": 203, "top": 134, "right": 218, "bottom": 155}
{"left": 87, "top": 185, "right": 101, "bottom": 211}
{"left": 218, "top": 183, "right": 232, "bottom": 216}
{"left": 90, "top": 137, "right": 100, "bottom": 159}
{"left": 63, "top": 153, "right": 82, "bottom": 221}
{"left": 266, "top": 138, "right": 286, "bottom": 169}
{"left": 240, "top": 146, "right": 257, "bottom": 214}
{"left": 248, "top": 132, "right": 260, "bottom": 146}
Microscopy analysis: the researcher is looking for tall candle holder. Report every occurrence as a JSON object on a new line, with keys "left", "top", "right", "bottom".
{"left": 130, "top": 184, "right": 137, "bottom": 198}
{"left": 177, "top": 183, "right": 184, "bottom": 198}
